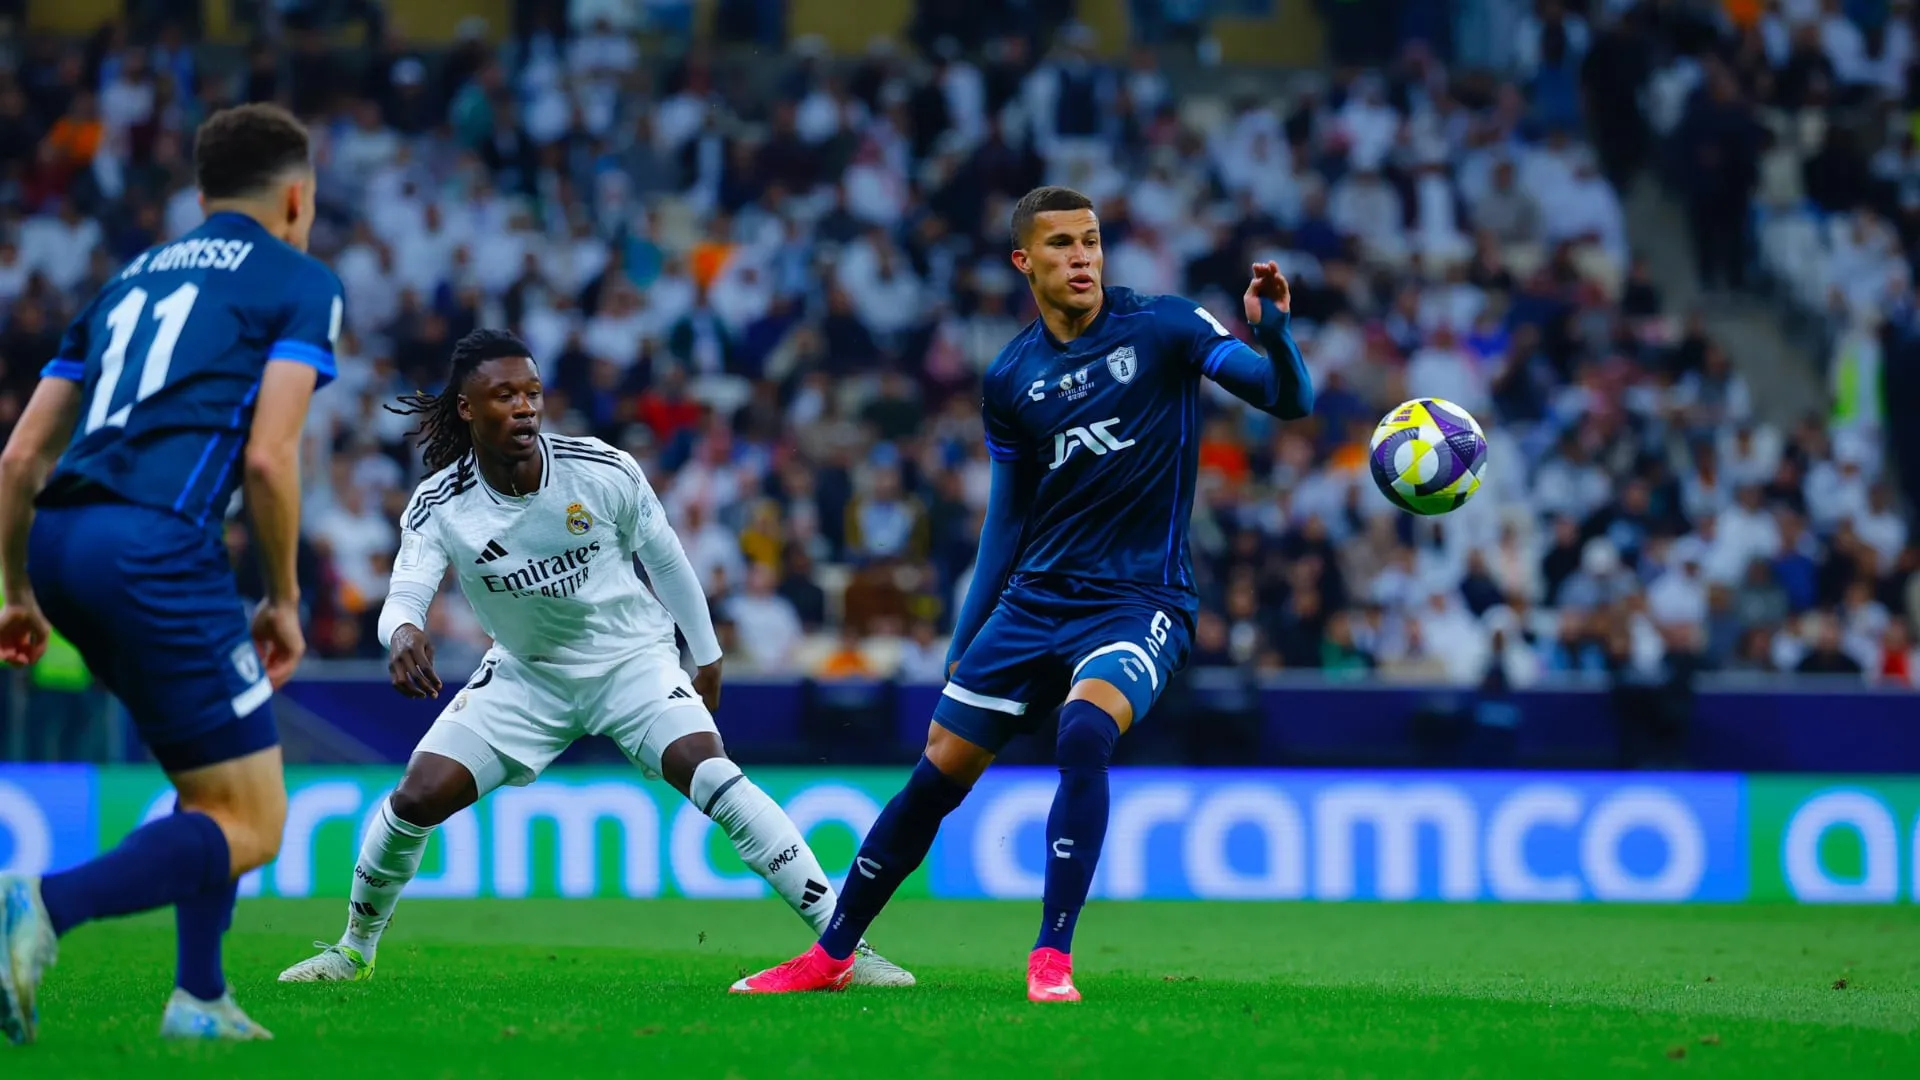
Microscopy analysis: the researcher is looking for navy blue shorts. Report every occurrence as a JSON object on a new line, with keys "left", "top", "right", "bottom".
{"left": 29, "top": 502, "right": 278, "bottom": 772}
{"left": 933, "top": 575, "right": 1194, "bottom": 753}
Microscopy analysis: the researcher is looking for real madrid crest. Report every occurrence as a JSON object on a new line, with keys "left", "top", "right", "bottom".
{"left": 451, "top": 692, "right": 468, "bottom": 712}
{"left": 1105, "top": 345, "right": 1138, "bottom": 385}
{"left": 566, "top": 502, "right": 594, "bottom": 535}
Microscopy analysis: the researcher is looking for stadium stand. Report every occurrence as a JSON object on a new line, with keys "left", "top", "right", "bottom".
{"left": 0, "top": 0, "right": 1914, "bottom": 767}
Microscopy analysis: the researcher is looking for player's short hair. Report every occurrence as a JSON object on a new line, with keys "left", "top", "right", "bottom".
{"left": 388, "top": 329, "right": 537, "bottom": 472}
{"left": 1011, "top": 186, "right": 1096, "bottom": 247}
{"left": 193, "top": 104, "right": 312, "bottom": 200}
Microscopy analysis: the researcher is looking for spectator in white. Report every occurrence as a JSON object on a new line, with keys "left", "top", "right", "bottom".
{"left": 393, "top": 201, "right": 457, "bottom": 296}
{"left": 1805, "top": 439, "right": 1871, "bottom": 529}
{"left": 1333, "top": 75, "right": 1400, "bottom": 173}
{"left": 1515, "top": 0, "right": 1590, "bottom": 79}
{"left": 934, "top": 42, "right": 988, "bottom": 146}
{"left": 724, "top": 564, "right": 805, "bottom": 673}
{"left": 20, "top": 198, "right": 101, "bottom": 293}
{"left": 648, "top": 253, "right": 700, "bottom": 331}
{"left": 99, "top": 50, "right": 155, "bottom": 147}
{"left": 471, "top": 205, "right": 538, "bottom": 297}
{"left": 1482, "top": 606, "right": 1543, "bottom": 688}
{"left": 164, "top": 177, "right": 203, "bottom": 239}
{"left": 1863, "top": 5, "right": 1916, "bottom": 98}
{"left": 1519, "top": 128, "right": 1580, "bottom": 213}
{"left": 568, "top": 15, "right": 639, "bottom": 79}
{"left": 1489, "top": 513, "right": 1543, "bottom": 602}
{"left": 679, "top": 499, "right": 748, "bottom": 588}
{"left": 1130, "top": 156, "right": 1202, "bottom": 235}
{"left": 1839, "top": 578, "right": 1891, "bottom": 668}
{"left": 847, "top": 463, "right": 924, "bottom": 560}
{"left": 896, "top": 621, "right": 949, "bottom": 682}
{"left": 1542, "top": 151, "right": 1627, "bottom": 267}
{"left": 846, "top": 245, "right": 924, "bottom": 340}
{"left": 842, "top": 139, "right": 909, "bottom": 228}
{"left": 1530, "top": 439, "right": 1614, "bottom": 521}
{"left": 518, "top": 286, "right": 581, "bottom": 370}
{"left": 1817, "top": 0, "right": 1872, "bottom": 89}
{"left": 311, "top": 482, "right": 397, "bottom": 611}
{"left": 1854, "top": 483, "right": 1909, "bottom": 571}
{"left": 581, "top": 283, "right": 652, "bottom": 371}
{"left": 1647, "top": 539, "right": 1709, "bottom": 633}
{"left": 1680, "top": 443, "right": 1733, "bottom": 525}
{"left": 335, "top": 228, "right": 400, "bottom": 337}
{"left": 1408, "top": 149, "right": 1470, "bottom": 264}
{"left": 1418, "top": 587, "right": 1489, "bottom": 684}
{"left": 1677, "top": 343, "right": 1753, "bottom": 431}
{"left": 1718, "top": 422, "right": 1782, "bottom": 488}
{"left": 796, "top": 72, "right": 864, "bottom": 146}
{"left": 1107, "top": 226, "right": 1180, "bottom": 296}
{"left": 707, "top": 259, "right": 776, "bottom": 337}
{"left": 1328, "top": 165, "right": 1405, "bottom": 262}
{"left": 1405, "top": 323, "right": 1488, "bottom": 417}
{"left": 333, "top": 101, "right": 403, "bottom": 198}
{"left": 541, "top": 216, "right": 613, "bottom": 297}
{"left": 1417, "top": 262, "right": 1488, "bottom": 334}
{"left": 1720, "top": 484, "right": 1784, "bottom": 566}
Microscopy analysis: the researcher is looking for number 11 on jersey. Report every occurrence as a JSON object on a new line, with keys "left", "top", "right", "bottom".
{"left": 85, "top": 282, "right": 200, "bottom": 435}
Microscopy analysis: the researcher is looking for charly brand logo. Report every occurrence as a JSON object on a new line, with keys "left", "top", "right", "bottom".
{"left": 565, "top": 502, "right": 594, "bottom": 536}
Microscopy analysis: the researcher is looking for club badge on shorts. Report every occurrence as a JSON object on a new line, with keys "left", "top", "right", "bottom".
{"left": 230, "top": 641, "right": 261, "bottom": 685}
{"left": 566, "top": 502, "right": 594, "bottom": 535}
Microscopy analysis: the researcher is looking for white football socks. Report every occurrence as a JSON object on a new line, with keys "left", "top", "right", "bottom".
{"left": 693, "top": 758, "right": 840, "bottom": 935}
{"left": 342, "top": 797, "right": 432, "bottom": 962}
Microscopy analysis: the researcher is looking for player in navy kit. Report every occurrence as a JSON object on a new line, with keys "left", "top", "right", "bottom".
{"left": 735, "top": 186, "right": 1312, "bottom": 1000}
{"left": 0, "top": 104, "right": 342, "bottom": 1042}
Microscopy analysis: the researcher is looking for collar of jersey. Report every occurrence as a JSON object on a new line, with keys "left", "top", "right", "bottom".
{"left": 475, "top": 435, "right": 551, "bottom": 507}
{"left": 203, "top": 210, "right": 270, "bottom": 238}
{"left": 1038, "top": 287, "right": 1112, "bottom": 352}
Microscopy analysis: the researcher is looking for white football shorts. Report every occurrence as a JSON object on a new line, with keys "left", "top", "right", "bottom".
{"left": 413, "top": 648, "right": 716, "bottom": 791}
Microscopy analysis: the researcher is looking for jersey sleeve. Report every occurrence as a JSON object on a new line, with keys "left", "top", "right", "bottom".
{"left": 41, "top": 300, "right": 95, "bottom": 382}
{"left": 981, "top": 366, "right": 1026, "bottom": 463}
{"left": 1159, "top": 295, "right": 1314, "bottom": 420}
{"left": 1158, "top": 296, "right": 1251, "bottom": 378}
{"left": 391, "top": 493, "right": 452, "bottom": 591}
{"left": 605, "top": 447, "right": 669, "bottom": 549}
{"left": 268, "top": 262, "right": 344, "bottom": 388}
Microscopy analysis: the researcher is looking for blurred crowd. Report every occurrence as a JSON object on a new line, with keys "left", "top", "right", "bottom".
{"left": 0, "top": 0, "right": 1913, "bottom": 697}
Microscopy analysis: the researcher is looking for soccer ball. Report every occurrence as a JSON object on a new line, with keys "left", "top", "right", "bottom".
{"left": 1368, "top": 398, "right": 1488, "bottom": 516}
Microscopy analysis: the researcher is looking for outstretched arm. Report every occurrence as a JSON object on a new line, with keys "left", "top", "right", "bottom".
{"left": 946, "top": 457, "right": 1036, "bottom": 672}
{"left": 1190, "top": 263, "right": 1315, "bottom": 420}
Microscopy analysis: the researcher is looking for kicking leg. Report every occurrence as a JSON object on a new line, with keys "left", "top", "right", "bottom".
{"left": 280, "top": 731, "right": 498, "bottom": 983}
{"left": 658, "top": 731, "right": 914, "bottom": 988}
{"left": 731, "top": 722, "right": 990, "bottom": 993}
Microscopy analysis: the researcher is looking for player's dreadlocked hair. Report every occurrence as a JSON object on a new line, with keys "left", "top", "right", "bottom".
{"left": 386, "top": 328, "right": 534, "bottom": 473}
{"left": 1010, "top": 185, "right": 1095, "bottom": 247}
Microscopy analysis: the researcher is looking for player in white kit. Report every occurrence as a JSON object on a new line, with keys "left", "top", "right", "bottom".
{"left": 279, "top": 330, "right": 911, "bottom": 987}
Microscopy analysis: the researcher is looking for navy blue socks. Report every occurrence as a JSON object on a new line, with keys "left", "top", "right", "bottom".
{"left": 820, "top": 756, "right": 970, "bottom": 960}
{"left": 39, "top": 810, "right": 231, "bottom": 937}
{"left": 174, "top": 860, "right": 240, "bottom": 1001}
{"left": 1036, "top": 701, "right": 1120, "bottom": 954}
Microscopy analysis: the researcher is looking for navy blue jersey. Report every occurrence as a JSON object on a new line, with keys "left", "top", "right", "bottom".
{"left": 982, "top": 287, "right": 1271, "bottom": 593}
{"left": 39, "top": 211, "right": 342, "bottom": 528}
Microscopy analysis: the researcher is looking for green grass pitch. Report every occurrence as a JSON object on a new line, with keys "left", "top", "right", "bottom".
{"left": 8, "top": 899, "right": 1918, "bottom": 1078}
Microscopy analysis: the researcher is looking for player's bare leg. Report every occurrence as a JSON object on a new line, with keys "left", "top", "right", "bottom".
{"left": 658, "top": 732, "right": 913, "bottom": 988}
{"left": 1028, "top": 677, "right": 1133, "bottom": 1004}
{"left": 279, "top": 750, "right": 480, "bottom": 984}
{"left": 732, "top": 724, "right": 992, "bottom": 994}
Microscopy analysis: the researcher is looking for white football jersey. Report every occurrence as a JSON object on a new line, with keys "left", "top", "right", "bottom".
{"left": 392, "top": 434, "right": 679, "bottom": 671}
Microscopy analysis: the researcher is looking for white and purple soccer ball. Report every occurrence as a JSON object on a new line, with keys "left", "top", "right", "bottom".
{"left": 1368, "top": 398, "right": 1489, "bottom": 516}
